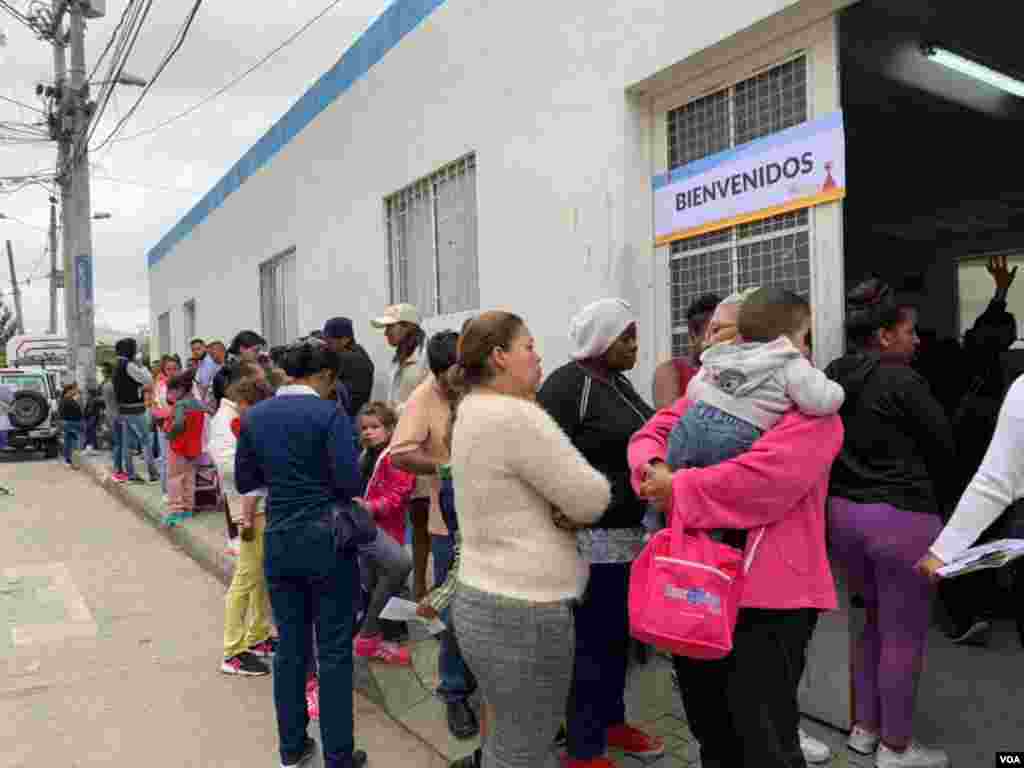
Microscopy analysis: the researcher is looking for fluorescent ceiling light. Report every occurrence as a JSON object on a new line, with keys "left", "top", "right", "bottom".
{"left": 923, "top": 45, "right": 1024, "bottom": 98}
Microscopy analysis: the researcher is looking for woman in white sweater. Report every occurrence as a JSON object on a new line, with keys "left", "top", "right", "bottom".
{"left": 451, "top": 311, "right": 611, "bottom": 768}
{"left": 919, "top": 374, "right": 1024, "bottom": 577}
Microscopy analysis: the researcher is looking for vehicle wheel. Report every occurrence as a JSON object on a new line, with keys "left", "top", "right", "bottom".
{"left": 44, "top": 441, "right": 59, "bottom": 459}
{"left": 9, "top": 391, "right": 49, "bottom": 430}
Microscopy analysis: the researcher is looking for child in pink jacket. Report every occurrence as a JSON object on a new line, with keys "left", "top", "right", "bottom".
{"left": 352, "top": 401, "right": 416, "bottom": 665}
{"left": 630, "top": 401, "right": 841, "bottom": 768}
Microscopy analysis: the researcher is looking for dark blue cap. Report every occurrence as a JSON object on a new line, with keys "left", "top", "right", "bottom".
{"left": 323, "top": 316, "right": 354, "bottom": 340}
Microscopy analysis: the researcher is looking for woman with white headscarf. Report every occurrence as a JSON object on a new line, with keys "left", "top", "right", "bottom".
{"left": 538, "top": 299, "right": 662, "bottom": 768}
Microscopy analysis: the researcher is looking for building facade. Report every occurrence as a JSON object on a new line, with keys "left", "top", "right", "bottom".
{"left": 148, "top": 0, "right": 853, "bottom": 396}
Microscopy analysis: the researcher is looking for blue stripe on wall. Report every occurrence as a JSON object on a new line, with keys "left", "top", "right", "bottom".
{"left": 146, "top": 0, "right": 448, "bottom": 269}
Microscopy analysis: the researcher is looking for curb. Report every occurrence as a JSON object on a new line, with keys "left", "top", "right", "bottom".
{"left": 79, "top": 456, "right": 235, "bottom": 586}
{"left": 77, "top": 453, "right": 466, "bottom": 763}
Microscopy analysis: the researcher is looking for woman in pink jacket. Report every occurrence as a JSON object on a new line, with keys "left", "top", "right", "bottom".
{"left": 629, "top": 401, "right": 842, "bottom": 768}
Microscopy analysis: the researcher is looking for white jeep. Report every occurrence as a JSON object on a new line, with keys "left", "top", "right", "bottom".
{"left": 0, "top": 368, "right": 60, "bottom": 459}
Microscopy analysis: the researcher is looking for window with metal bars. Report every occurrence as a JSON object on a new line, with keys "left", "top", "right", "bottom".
{"left": 670, "top": 210, "right": 811, "bottom": 358}
{"left": 259, "top": 248, "right": 298, "bottom": 348}
{"left": 157, "top": 312, "right": 171, "bottom": 358}
{"left": 385, "top": 154, "right": 479, "bottom": 319}
{"left": 666, "top": 57, "right": 811, "bottom": 359}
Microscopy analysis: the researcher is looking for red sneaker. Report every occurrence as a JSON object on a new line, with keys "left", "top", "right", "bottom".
{"left": 606, "top": 724, "right": 664, "bottom": 762}
{"left": 563, "top": 758, "right": 619, "bottom": 768}
{"left": 305, "top": 678, "right": 320, "bottom": 721}
{"left": 355, "top": 635, "right": 411, "bottom": 666}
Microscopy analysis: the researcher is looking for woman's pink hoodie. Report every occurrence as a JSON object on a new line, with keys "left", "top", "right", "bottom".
{"left": 628, "top": 399, "right": 842, "bottom": 611}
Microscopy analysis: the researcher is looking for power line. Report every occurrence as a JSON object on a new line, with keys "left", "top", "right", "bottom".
{"left": 113, "top": 0, "right": 344, "bottom": 144}
{"left": 87, "top": 0, "right": 135, "bottom": 84}
{"left": 89, "top": 0, "right": 204, "bottom": 154}
{"left": 91, "top": 173, "right": 195, "bottom": 193}
{"left": 0, "top": 93, "right": 45, "bottom": 115}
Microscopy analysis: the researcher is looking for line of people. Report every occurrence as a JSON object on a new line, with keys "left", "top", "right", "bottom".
{"left": 98, "top": 271, "right": 1023, "bottom": 768}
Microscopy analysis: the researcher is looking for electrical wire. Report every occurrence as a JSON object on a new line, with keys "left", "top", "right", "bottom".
{"left": 0, "top": 93, "right": 45, "bottom": 115}
{"left": 111, "top": 0, "right": 346, "bottom": 144}
{"left": 74, "top": 0, "right": 152, "bottom": 162}
{"left": 88, "top": 0, "right": 204, "bottom": 154}
{"left": 87, "top": 0, "right": 135, "bottom": 85}
{"left": 90, "top": 174, "right": 195, "bottom": 193}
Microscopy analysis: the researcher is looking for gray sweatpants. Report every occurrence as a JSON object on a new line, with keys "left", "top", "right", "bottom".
{"left": 455, "top": 582, "right": 575, "bottom": 768}
{"left": 359, "top": 530, "right": 412, "bottom": 637}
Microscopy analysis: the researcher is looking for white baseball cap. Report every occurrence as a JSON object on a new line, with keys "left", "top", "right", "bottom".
{"left": 371, "top": 303, "right": 421, "bottom": 329}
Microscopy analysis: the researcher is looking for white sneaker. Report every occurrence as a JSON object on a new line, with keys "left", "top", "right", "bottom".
{"left": 799, "top": 728, "right": 832, "bottom": 764}
{"left": 875, "top": 741, "right": 949, "bottom": 768}
{"left": 849, "top": 724, "right": 881, "bottom": 755}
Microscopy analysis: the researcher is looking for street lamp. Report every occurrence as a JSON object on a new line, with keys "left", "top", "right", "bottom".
{"left": 92, "top": 72, "right": 148, "bottom": 88}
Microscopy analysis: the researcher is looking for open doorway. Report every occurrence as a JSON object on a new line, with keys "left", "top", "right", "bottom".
{"left": 833, "top": 1, "right": 1024, "bottom": 763}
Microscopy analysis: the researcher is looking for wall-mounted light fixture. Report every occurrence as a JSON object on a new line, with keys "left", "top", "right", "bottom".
{"left": 923, "top": 44, "right": 1024, "bottom": 99}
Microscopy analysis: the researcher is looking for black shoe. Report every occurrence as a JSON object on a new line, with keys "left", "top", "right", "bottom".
{"left": 553, "top": 723, "right": 567, "bottom": 747}
{"left": 447, "top": 700, "right": 480, "bottom": 740}
{"left": 221, "top": 651, "right": 271, "bottom": 676}
{"left": 281, "top": 736, "right": 317, "bottom": 768}
{"left": 450, "top": 748, "right": 482, "bottom": 768}
{"left": 351, "top": 750, "right": 368, "bottom": 768}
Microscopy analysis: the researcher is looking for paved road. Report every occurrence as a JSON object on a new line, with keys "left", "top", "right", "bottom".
{"left": 0, "top": 454, "right": 444, "bottom": 768}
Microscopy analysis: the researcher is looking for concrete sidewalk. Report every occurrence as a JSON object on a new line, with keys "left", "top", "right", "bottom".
{"left": 80, "top": 449, "right": 870, "bottom": 768}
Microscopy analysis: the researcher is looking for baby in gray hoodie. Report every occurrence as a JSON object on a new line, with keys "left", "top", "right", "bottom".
{"left": 665, "top": 286, "right": 845, "bottom": 479}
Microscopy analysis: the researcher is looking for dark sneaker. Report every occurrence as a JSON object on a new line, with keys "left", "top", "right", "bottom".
{"left": 249, "top": 638, "right": 278, "bottom": 657}
{"left": 450, "top": 748, "right": 481, "bottom": 768}
{"left": 447, "top": 700, "right": 480, "bottom": 740}
{"left": 220, "top": 651, "right": 270, "bottom": 677}
{"left": 553, "top": 723, "right": 567, "bottom": 747}
{"left": 281, "top": 736, "right": 317, "bottom": 768}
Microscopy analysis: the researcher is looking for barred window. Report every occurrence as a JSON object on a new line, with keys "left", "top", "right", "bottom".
{"left": 259, "top": 247, "right": 298, "bottom": 348}
{"left": 670, "top": 211, "right": 811, "bottom": 358}
{"left": 667, "top": 57, "right": 811, "bottom": 359}
{"left": 385, "top": 154, "right": 479, "bottom": 319}
{"left": 157, "top": 312, "right": 171, "bottom": 358}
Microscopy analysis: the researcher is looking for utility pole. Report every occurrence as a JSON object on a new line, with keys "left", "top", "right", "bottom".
{"left": 59, "top": 0, "right": 97, "bottom": 391}
{"left": 48, "top": 195, "right": 60, "bottom": 334}
{"left": 6, "top": 241, "right": 25, "bottom": 335}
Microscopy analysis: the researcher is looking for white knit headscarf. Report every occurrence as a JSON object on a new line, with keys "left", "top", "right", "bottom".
{"left": 569, "top": 298, "right": 636, "bottom": 361}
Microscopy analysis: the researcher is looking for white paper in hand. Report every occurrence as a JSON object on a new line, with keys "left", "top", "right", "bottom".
{"left": 380, "top": 597, "right": 447, "bottom": 635}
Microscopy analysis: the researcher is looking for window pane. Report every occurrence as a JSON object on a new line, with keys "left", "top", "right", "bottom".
{"left": 158, "top": 312, "right": 171, "bottom": 358}
{"left": 667, "top": 89, "right": 730, "bottom": 170}
{"left": 669, "top": 245, "right": 734, "bottom": 358}
{"left": 732, "top": 57, "right": 807, "bottom": 147}
{"left": 736, "top": 230, "right": 811, "bottom": 297}
{"left": 435, "top": 164, "right": 480, "bottom": 315}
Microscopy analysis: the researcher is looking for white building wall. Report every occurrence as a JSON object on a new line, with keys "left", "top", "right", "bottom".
{"left": 150, "top": 0, "right": 846, "bottom": 396}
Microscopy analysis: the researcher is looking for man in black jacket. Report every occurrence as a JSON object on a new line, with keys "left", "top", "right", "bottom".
{"left": 323, "top": 317, "right": 375, "bottom": 419}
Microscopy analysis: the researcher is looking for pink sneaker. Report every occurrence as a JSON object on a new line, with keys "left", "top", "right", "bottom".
{"left": 355, "top": 635, "right": 411, "bottom": 666}
{"left": 305, "top": 678, "right": 320, "bottom": 721}
{"left": 110, "top": 472, "right": 129, "bottom": 483}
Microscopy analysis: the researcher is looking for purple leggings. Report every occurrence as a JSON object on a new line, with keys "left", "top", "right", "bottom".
{"left": 827, "top": 497, "right": 940, "bottom": 748}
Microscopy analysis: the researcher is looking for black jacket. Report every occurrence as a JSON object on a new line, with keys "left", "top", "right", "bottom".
{"left": 337, "top": 343, "right": 375, "bottom": 419}
{"left": 538, "top": 361, "right": 654, "bottom": 529}
{"left": 826, "top": 353, "right": 957, "bottom": 516}
{"left": 58, "top": 398, "right": 84, "bottom": 422}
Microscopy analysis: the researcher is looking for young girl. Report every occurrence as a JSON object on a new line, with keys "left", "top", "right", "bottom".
{"left": 164, "top": 368, "right": 207, "bottom": 526}
{"left": 212, "top": 376, "right": 275, "bottom": 677}
{"left": 58, "top": 383, "right": 84, "bottom": 467}
{"left": 352, "top": 401, "right": 416, "bottom": 665}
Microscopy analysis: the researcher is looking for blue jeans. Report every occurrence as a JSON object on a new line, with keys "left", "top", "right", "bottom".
{"left": 265, "top": 520, "right": 360, "bottom": 768}
{"left": 110, "top": 417, "right": 123, "bottom": 471}
{"left": 567, "top": 562, "right": 631, "bottom": 759}
{"left": 119, "top": 412, "right": 158, "bottom": 480}
{"left": 62, "top": 422, "right": 82, "bottom": 463}
{"left": 84, "top": 416, "right": 98, "bottom": 449}
{"left": 667, "top": 401, "right": 763, "bottom": 470}
{"left": 157, "top": 432, "right": 170, "bottom": 494}
{"left": 431, "top": 533, "right": 477, "bottom": 704}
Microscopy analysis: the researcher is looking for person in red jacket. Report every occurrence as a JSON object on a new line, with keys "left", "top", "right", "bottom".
{"left": 164, "top": 368, "right": 207, "bottom": 526}
{"left": 352, "top": 401, "right": 416, "bottom": 666}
